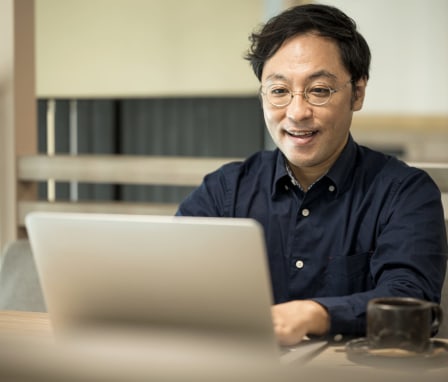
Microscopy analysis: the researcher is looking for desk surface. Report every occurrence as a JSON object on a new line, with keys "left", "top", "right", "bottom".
{"left": 0, "top": 310, "right": 52, "bottom": 337}
{"left": 0, "top": 310, "right": 446, "bottom": 381}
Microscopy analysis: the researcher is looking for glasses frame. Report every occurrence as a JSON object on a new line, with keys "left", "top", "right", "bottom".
{"left": 260, "top": 79, "right": 353, "bottom": 108}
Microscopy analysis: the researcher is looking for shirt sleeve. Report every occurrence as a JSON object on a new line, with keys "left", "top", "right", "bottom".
{"left": 312, "top": 168, "right": 448, "bottom": 336}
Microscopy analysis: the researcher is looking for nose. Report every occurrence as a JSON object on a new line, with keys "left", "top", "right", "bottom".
{"left": 286, "top": 92, "right": 313, "bottom": 122}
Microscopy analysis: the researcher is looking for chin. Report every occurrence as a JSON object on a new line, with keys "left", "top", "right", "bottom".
{"left": 286, "top": 156, "right": 316, "bottom": 169}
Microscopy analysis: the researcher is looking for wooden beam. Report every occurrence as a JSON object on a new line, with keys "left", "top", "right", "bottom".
{"left": 408, "top": 162, "right": 448, "bottom": 193}
{"left": 18, "top": 155, "right": 240, "bottom": 186}
{"left": 0, "top": 0, "right": 36, "bottom": 251}
{"left": 353, "top": 115, "right": 448, "bottom": 132}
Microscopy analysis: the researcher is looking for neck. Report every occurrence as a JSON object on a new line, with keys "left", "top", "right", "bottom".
{"left": 288, "top": 135, "right": 349, "bottom": 191}
{"left": 291, "top": 166, "right": 326, "bottom": 191}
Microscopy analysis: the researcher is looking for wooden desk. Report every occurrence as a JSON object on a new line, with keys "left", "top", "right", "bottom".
{"left": 0, "top": 310, "right": 52, "bottom": 338}
{"left": 0, "top": 311, "right": 446, "bottom": 381}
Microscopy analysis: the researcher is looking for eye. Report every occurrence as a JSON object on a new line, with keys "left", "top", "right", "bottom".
{"left": 307, "top": 86, "right": 332, "bottom": 98}
{"left": 268, "top": 85, "right": 290, "bottom": 97}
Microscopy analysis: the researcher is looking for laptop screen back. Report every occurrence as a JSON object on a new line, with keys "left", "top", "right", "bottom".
{"left": 25, "top": 212, "right": 276, "bottom": 345}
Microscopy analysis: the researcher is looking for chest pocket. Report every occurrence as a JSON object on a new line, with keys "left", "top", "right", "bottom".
{"left": 322, "top": 251, "right": 373, "bottom": 295}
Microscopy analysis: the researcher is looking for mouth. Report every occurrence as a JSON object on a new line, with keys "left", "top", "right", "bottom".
{"left": 285, "top": 129, "right": 318, "bottom": 139}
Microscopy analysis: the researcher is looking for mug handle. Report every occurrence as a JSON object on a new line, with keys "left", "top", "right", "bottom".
{"left": 430, "top": 303, "right": 443, "bottom": 336}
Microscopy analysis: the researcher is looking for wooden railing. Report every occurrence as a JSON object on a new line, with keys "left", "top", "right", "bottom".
{"left": 17, "top": 155, "right": 241, "bottom": 227}
{"left": 409, "top": 163, "right": 448, "bottom": 220}
{"left": 17, "top": 155, "right": 448, "bottom": 229}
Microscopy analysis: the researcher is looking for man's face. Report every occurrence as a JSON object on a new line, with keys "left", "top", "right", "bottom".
{"left": 261, "top": 33, "right": 366, "bottom": 175}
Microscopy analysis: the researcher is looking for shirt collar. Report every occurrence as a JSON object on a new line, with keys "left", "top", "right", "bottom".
{"left": 272, "top": 134, "right": 358, "bottom": 196}
{"left": 326, "top": 134, "right": 357, "bottom": 195}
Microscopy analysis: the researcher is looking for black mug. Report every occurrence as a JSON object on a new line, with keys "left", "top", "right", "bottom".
{"left": 367, "top": 297, "right": 443, "bottom": 353}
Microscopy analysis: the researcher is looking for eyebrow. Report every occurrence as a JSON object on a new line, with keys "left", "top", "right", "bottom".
{"left": 308, "top": 70, "right": 338, "bottom": 81}
{"left": 264, "top": 70, "right": 338, "bottom": 83}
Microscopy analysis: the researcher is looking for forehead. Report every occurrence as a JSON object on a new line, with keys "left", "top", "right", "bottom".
{"left": 262, "top": 33, "right": 348, "bottom": 83}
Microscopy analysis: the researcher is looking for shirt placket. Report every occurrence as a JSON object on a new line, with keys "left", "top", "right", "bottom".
{"left": 286, "top": 181, "right": 331, "bottom": 299}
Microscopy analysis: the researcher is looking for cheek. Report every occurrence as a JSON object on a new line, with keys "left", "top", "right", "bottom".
{"left": 263, "top": 110, "right": 273, "bottom": 127}
{"left": 324, "top": 102, "right": 352, "bottom": 128}
{"left": 263, "top": 106, "right": 282, "bottom": 128}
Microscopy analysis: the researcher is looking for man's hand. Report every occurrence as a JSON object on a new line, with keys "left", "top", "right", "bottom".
{"left": 271, "top": 300, "right": 330, "bottom": 346}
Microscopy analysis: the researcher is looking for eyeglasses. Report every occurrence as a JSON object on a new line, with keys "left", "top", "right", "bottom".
{"left": 260, "top": 79, "right": 353, "bottom": 107}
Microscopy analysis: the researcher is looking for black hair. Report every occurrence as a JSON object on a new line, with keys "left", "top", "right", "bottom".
{"left": 245, "top": 4, "right": 371, "bottom": 82}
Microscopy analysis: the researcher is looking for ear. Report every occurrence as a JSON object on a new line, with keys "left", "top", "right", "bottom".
{"left": 352, "top": 77, "right": 368, "bottom": 111}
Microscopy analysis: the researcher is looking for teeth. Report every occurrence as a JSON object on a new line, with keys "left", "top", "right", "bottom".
{"left": 288, "top": 130, "right": 315, "bottom": 137}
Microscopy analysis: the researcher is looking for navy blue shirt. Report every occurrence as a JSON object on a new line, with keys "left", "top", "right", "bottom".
{"left": 176, "top": 136, "right": 447, "bottom": 336}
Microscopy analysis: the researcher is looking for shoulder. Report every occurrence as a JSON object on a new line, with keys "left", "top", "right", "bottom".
{"left": 356, "top": 144, "right": 441, "bottom": 205}
{"left": 357, "top": 144, "right": 434, "bottom": 184}
{"left": 211, "top": 150, "right": 278, "bottom": 180}
{"left": 177, "top": 150, "right": 278, "bottom": 217}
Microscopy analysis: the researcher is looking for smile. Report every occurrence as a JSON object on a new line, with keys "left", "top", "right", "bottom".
{"left": 286, "top": 129, "right": 318, "bottom": 138}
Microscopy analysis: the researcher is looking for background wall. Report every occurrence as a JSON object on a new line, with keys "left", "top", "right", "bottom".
{"left": 35, "top": 0, "right": 448, "bottom": 114}
{"left": 34, "top": 0, "right": 275, "bottom": 204}
{"left": 35, "top": 0, "right": 263, "bottom": 98}
{"left": 318, "top": 0, "right": 448, "bottom": 115}
{"left": 2, "top": 0, "right": 448, "bottom": 252}
{"left": 33, "top": 0, "right": 448, "bottom": 177}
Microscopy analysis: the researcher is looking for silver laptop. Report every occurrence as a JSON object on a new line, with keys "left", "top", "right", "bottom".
{"left": 25, "top": 212, "right": 326, "bottom": 363}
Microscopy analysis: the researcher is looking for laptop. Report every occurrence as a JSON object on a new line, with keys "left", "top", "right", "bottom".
{"left": 25, "top": 212, "right": 327, "bottom": 364}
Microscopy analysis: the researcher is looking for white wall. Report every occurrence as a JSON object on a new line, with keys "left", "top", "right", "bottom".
{"left": 36, "top": 0, "right": 448, "bottom": 114}
{"left": 35, "top": 0, "right": 263, "bottom": 98}
{"left": 318, "top": 0, "right": 448, "bottom": 115}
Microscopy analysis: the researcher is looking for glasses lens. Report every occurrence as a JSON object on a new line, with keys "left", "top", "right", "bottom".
{"left": 266, "top": 85, "right": 291, "bottom": 107}
{"left": 263, "top": 84, "right": 337, "bottom": 107}
{"left": 306, "top": 85, "right": 332, "bottom": 106}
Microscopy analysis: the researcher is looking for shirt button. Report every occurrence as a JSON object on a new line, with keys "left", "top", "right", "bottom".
{"left": 284, "top": 185, "right": 289, "bottom": 191}
{"left": 301, "top": 208, "right": 310, "bottom": 217}
{"left": 329, "top": 185, "right": 335, "bottom": 192}
{"left": 295, "top": 260, "right": 304, "bottom": 269}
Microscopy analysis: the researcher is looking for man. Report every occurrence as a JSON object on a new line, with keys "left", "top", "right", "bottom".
{"left": 176, "top": 4, "right": 447, "bottom": 345}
